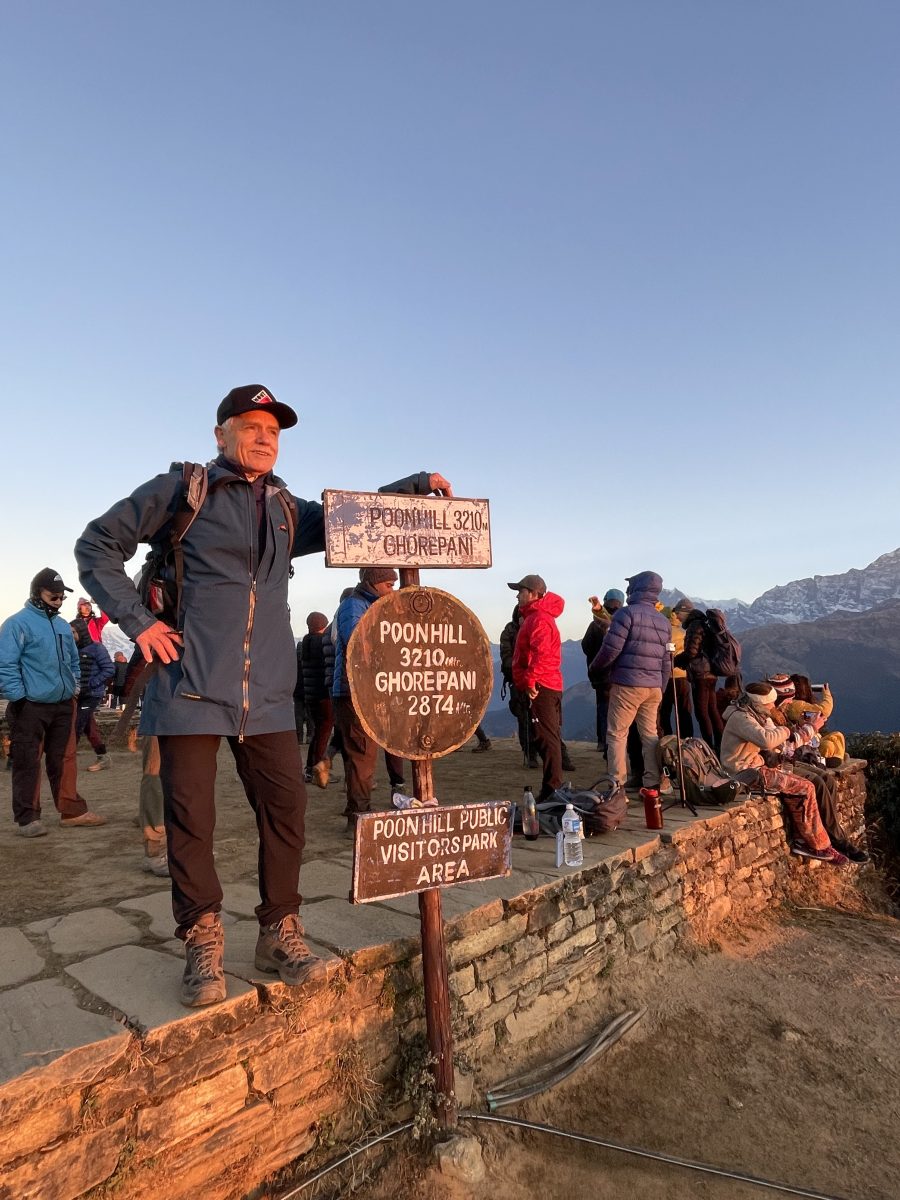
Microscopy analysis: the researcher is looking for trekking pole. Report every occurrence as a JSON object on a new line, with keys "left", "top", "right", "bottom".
{"left": 663, "top": 646, "right": 697, "bottom": 816}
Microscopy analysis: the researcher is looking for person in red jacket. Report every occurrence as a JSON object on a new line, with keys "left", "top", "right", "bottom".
{"left": 509, "top": 574, "right": 565, "bottom": 802}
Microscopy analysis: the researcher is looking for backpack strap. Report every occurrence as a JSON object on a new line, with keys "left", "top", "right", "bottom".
{"left": 169, "top": 462, "right": 209, "bottom": 624}
{"left": 274, "top": 487, "right": 298, "bottom": 578}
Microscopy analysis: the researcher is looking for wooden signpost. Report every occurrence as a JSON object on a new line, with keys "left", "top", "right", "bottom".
{"left": 326, "top": 491, "right": 501, "bottom": 1128}
{"left": 323, "top": 490, "right": 492, "bottom": 569}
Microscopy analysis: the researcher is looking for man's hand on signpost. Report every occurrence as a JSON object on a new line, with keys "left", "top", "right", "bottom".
{"left": 136, "top": 621, "right": 184, "bottom": 664}
{"left": 428, "top": 473, "right": 453, "bottom": 497}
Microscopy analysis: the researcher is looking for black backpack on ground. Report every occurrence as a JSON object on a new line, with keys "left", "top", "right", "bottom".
{"left": 703, "top": 609, "right": 742, "bottom": 680}
{"left": 658, "top": 735, "right": 741, "bottom": 808}
{"left": 513, "top": 782, "right": 627, "bottom": 838}
{"left": 136, "top": 462, "right": 297, "bottom": 629}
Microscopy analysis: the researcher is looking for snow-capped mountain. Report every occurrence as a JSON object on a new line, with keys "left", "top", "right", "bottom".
{"left": 664, "top": 549, "right": 900, "bottom": 632}
{"left": 723, "top": 549, "right": 900, "bottom": 632}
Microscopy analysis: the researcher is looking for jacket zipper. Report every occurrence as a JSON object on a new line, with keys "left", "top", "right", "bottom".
{"left": 238, "top": 488, "right": 260, "bottom": 743}
{"left": 48, "top": 611, "right": 67, "bottom": 702}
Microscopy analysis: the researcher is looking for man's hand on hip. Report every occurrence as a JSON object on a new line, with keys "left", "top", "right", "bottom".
{"left": 136, "top": 622, "right": 184, "bottom": 664}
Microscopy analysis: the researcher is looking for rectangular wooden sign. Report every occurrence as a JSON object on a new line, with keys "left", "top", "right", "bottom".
{"left": 351, "top": 801, "right": 512, "bottom": 903}
{"left": 323, "top": 490, "right": 492, "bottom": 569}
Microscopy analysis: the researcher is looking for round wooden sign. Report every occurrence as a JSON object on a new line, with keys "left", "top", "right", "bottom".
{"left": 345, "top": 587, "right": 493, "bottom": 760}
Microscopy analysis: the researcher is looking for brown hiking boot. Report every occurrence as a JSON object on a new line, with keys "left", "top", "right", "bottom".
{"left": 181, "top": 913, "right": 226, "bottom": 1007}
{"left": 255, "top": 913, "right": 326, "bottom": 986}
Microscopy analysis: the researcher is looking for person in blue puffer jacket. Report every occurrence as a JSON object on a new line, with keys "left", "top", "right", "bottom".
{"left": 589, "top": 571, "right": 671, "bottom": 802}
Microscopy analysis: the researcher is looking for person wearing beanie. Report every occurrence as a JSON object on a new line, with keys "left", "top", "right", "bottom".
{"left": 720, "top": 683, "right": 848, "bottom": 865}
{"left": 589, "top": 571, "right": 671, "bottom": 805}
{"left": 332, "top": 568, "right": 399, "bottom": 832}
{"left": 72, "top": 596, "right": 109, "bottom": 646}
{"left": 766, "top": 675, "right": 864, "bottom": 862}
{"left": 0, "top": 569, "right": 106, "bottom": 835}
{"left": 75, "top": 380, "right": 453, "bottom": 1007}
{"left": 674, "top": 606, "right": 724, "bottom": 751}
{"left": 581, "top": 589, "right": 624, "bottom": 754}
{"left": 660, "top": 598, "right": 694, "bottom": 741}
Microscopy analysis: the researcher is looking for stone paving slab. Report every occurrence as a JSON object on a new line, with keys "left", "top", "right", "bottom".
{"left": 299, "top": 857, "right": 354, "bottom": 899}
{"left": 117, "top": 891, "right": 237, "bottom": 938}
{"left": 302, "top": 898, "right": 419, "bottom": 956}
{"left": 65, "top": 944, "right": 254, "bottom": 1033}
{"left": 0, "top": 978, "right": 128, "bottom": 1085}
{"left": 28, "top": 908, "right": 141, "bottom": 958}
{"left": 0, "top": 928, "right": 46, "bottom": 989}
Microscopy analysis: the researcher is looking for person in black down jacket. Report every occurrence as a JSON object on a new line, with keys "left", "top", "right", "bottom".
{"left": 299, "top": 612, "right": 334, "bottom": 783}
{"left": 674, "top": 608, "right": 723, "bottom": 751}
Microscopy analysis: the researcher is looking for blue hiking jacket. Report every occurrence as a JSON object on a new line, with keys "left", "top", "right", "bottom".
{"left": 333, "top": 585, "right": 379, "bottom": 698}
{"left": 0, "top": 601, "right": 80, "bottom": 703}
{"left": 589, "top": 571, "right": 672, "bottom": 690}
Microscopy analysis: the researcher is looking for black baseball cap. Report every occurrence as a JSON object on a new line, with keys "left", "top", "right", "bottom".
{"left": 31, "top": 568, "right": 73, "bottom": 595}
{"left": 507, "top": 574, "right": 546, "bottom": 595}
{"left": 216, "top": 385, "right": 298, "bottom": 430}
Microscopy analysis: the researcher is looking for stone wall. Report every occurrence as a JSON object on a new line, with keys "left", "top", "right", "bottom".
{"left": 0, "top": 763, "right": 867, "bottom": 1200}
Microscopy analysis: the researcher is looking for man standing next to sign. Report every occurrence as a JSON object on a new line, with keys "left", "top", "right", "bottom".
{"left": 76, "top": 382, "right": 452, "bottom": 1007}
{"left": 333, "top": 567, "right": 399, "bottom": 837}
{"left": 509, "top": 574, "right": 565, "bottom": 802}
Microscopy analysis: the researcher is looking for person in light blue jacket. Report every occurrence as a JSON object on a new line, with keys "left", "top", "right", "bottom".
{"left": 0, "top": 569, "right": 105, "bottom": 835}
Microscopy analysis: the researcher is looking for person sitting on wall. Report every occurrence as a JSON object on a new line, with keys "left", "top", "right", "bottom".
{"left": 788, "top": 674, "right": 846, "bottom": 767}
{"left": 765, "top": 674, "right": 867, "bottom": 863}
{"left": 720, "top": 682, "right": 848, "bottom": 866}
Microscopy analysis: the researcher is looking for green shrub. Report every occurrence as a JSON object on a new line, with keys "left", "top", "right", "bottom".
{"left": 848, "top": 734, "right": 900, "bottom": 901}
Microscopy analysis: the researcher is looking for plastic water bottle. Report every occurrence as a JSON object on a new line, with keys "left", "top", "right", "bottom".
{"left": 522, "top": 787, "right": 539, "bottom": 841}
{"left": 561, "top": 803, "right": 583, "bottom": 867}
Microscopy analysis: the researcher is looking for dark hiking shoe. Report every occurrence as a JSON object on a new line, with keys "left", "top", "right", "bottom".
{"left": 255, "top": 914, "right": 327, "bottom": 986}
{"left": 833, "top": 840, "right": 869, "bottom": 864}
{"left": 821, "top": 847, "right": 850, "bottom": 867}
{"left": 791, "top": 842, "right": 849, "bottom": 866}
{"left": 472, "top": 740, "right": 492, "bottom": 753}
{"left": 562, "top": 755, "right": 576, "bottom": 772}
{"left": 181, "top": 914, "right": 226, "bottom": 1007}
{"left": 525, "top": 756, "right": 540, "bottom": 769}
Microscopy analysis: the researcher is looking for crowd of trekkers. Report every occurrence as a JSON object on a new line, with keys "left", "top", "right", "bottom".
{"left": 2, "top": 565, "right": 864, "bottom": 874}
{"left": 0, "top": 382, "right": 865, "bottom": 1013}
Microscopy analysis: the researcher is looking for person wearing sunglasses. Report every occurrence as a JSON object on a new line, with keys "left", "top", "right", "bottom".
{"left": 0, "top": 569, "right": 106, "bottom": 836}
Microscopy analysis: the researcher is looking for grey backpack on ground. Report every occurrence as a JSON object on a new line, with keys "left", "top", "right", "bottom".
{"left": 657, "top": 735, "right": 742, "bottom": 808}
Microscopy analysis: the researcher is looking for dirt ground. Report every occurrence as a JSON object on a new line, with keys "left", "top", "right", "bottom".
{"left": 4, "top": 735, "right": 899, "bottom": 1200}
{"left": 0, "top": 731, "right": 607, "bottom": 924}
{"left": 343, "top": 907, "right": 900, "bottom": 1200}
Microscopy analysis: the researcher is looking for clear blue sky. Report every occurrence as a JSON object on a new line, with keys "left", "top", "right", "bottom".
{"left": 3, "top": 2, "right": 897, "bottom": 642}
